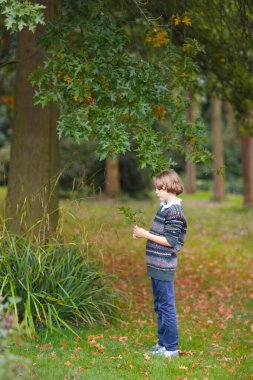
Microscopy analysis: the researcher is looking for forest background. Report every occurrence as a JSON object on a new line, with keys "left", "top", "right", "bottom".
{"left": 0, "top": 1, "right": 252, "bottom": 380}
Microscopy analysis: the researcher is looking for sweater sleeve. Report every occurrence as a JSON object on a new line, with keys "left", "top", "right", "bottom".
{"left": 164, "top": 213, "right": 184, "bottom": 247}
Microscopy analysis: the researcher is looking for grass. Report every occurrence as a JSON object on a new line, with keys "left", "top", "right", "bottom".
{"left": 1, "top": 190, "right": 252, "bottom": 379}
{"left": 0, "top": 235, "right": 118, "bottom": 337}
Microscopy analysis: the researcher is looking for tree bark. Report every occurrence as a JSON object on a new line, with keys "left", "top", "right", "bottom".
{"left": 211, "top": 96, "right": 225, "bottom": 200}
{"left": 5, "top": 1, "right": 59, "bottom": 237}
{"left": 186, "top": 95, "right": 197, "bottom": 193}
{"left": 224, "top": 101, "right": 236, "bottom": 142}
{"left": 105, "top": 156, "right": 121, "bottom": 197}
{"left": 241, "top": 134, "right": 253, "bottom": 207}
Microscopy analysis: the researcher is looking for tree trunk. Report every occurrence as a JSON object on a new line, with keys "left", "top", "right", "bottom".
{"left": 186, "top": 95, "right": 197, "bottom": 193}
{"left": 6, "top": 1, "right": 59, "bottom": 237}
{"left": 224, "top": 101, "right": 236, "bottom": 142}
{"left": 211, "top": 96, "right": 225, "bottom": 200}
{"left": 105, "top": 156, "right": 121, "bottom": 197}
{"left": 241, "top": 134, "right": 253, "bottom": 207}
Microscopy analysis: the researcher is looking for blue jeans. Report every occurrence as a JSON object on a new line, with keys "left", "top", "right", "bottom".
{"left": 151, "top": 278, "right": 178, "bottom": 351}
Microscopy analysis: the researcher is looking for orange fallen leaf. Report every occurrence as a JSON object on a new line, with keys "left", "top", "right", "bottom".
{"left": 118, "top": 336, "right": 128, "bottom": 344}
{"left": 94, "top": 343, "right": 105, "bottom": 351}
{"left": 88, "top": 334, "right": 103, "bottom": 341}
{"left": 88, "top": 337, "right": 97, "bottom": 345}
{"left": 140, "top": 368, "right": 149, "bottom": 377}
{"left": 74, "top": 346, "right": 83, "bottom": 353}
{"left": 41, "top": 343, "right": 53, "bottom": 351}
{"left": 179, "top": 350, "right": 193, "bottom": 356}
{"left": 143, "top": 353, "right": 151, "bottom": 361}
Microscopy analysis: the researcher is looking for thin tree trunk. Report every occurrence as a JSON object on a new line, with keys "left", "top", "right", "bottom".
{"left": 211, "top": 96, "right": 225, "bottom": 200}
{"left": 105, "top": 156, "right": 121, "bottom": 197}
{"left": 224, "top": 101, "right": 236, "bottom": 142}
{"left": 6, "top": 1, "right": 59, "bottom": 237}
{"left": 241, "top": 132, "right": 253, "bottom": 207}
{"left": 186, "top": 95, "right": 197, "bottom": 193}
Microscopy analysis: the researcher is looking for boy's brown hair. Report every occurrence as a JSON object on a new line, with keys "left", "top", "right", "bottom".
{"left": 153, "top": 170, "right": 184, "bottom": 195}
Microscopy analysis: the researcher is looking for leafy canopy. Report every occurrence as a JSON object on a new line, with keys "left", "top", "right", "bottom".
{"left": 31, "top": 2, "right": 211, "bottom": 171}
{"left": 175, "top": 1, "right": 253, "bottom": 119}
{"left": 0, "top": 0, "right": 45, "bottom": 33}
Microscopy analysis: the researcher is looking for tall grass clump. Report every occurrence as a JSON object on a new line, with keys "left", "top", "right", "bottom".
{"left": 0, "top": 234, "right": 118, "bottom": 337}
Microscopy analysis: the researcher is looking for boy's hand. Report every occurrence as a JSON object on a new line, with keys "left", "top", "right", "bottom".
{"left": 133, "top": 225, "right": 148, "bottom": 239}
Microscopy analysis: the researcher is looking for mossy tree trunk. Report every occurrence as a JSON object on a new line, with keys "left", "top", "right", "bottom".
{"left": 6, "top": 0, "right": 59, "bottom": 237}
{"left": 211, "top": 96, "right": 225, "bottom": 201}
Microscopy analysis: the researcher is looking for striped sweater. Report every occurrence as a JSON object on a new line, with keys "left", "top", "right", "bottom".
{"left": 146, "top": 204, "right": 187, "bottom": 281}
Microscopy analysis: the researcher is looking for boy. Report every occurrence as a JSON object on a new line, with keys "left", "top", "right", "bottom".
{"left": 133, "top": 169, "right": 187, "bottom": 358}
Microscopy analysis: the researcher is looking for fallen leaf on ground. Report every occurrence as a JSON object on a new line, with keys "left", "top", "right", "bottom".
{"left": 118, "top": 336, "right": 128, "bottom": 344}
{"left": 179, "top": 351, "right": 193, "bottom": 356}
{"left": 41, "top": 343, "right": 53, "bottom": 351}
{"left": 110, "top": 355, "right": 123, "bottom": 360}
{"left": 74, "top": 346, "right": 83, "bottom": 353}
{"left": 143, "top": 353, "right": 151, "bottom": 361}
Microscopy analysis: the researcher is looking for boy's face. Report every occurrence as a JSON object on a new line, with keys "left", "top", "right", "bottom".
{"left": 155, "top": 187, "right": 169, "bottom": 202}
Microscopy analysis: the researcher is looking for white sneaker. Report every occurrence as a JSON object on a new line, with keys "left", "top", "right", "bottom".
{"left": 160, "top": 349, "right": 179, "bottom": 358}
{"left": 149, "top": 346, "right": 180, "bottom": 357}
{"left": 149, "top": 343, "right": 163, "bottom": 351}
{"left": 149, "top": 346, "right": 166, "bottom": 355}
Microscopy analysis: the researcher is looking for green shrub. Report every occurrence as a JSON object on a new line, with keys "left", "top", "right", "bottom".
{"left": 225, "top": 176, "right": 243, "bottom": 194}
{"left": 0, "top": 235, "right": 118, "bottom": 337}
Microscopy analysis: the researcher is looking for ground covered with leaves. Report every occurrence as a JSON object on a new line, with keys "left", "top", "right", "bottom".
{"left": 11, "top": 192, "right": 253, "bottom": 379}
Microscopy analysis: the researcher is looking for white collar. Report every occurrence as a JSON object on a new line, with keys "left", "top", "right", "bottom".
{"left": 160, "top": 197, "right": 182, "bottom": 211}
